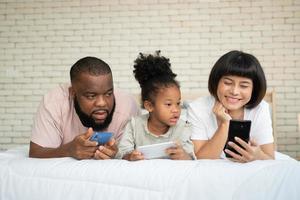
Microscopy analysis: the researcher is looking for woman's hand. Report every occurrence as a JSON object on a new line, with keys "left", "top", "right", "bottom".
{"left": 224, "top": 137, "right": 270, "bottom": 163}
{"left": 213, "top": 101, "right": 231, "bottom": 126}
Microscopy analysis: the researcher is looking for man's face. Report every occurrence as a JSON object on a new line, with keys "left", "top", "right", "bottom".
{"left": 71, "top": 72, "right": 115, "bottom": 131}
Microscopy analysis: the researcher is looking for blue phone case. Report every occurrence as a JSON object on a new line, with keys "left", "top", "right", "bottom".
{"left": 90, "top": 132, "right": 113, "bottom": 145}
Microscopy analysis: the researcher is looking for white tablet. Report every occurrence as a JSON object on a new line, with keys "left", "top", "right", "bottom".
{"left": 136, "top": 141, "right": 176, "bottom": 159}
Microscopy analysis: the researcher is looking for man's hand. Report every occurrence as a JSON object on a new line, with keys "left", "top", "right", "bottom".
{"left": 29, "top": 128, "right": 98, "bottom": 159}
{"left": 94, "top": 138, "right": 118, "bottom": 159}
{"left": 68, "top": 128, "right": 98, "bottom": 160}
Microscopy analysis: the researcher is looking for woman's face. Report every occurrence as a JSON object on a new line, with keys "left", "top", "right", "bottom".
{"left": 217, "top": 75, "right": 253, "bottom": 111}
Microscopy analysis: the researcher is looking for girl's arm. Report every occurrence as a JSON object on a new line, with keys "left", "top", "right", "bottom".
{"left": 116, "top": 117, "right": 145, "bottom": 161}
{"left": 115, "top": 118, "right": 135, "bottom": 159}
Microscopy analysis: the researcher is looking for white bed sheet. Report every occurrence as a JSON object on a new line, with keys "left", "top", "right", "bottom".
{"left": 0, "top": 146, "right": 299, "bottom": 200}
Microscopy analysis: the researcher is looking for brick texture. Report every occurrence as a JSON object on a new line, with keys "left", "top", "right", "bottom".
{"left": 0, "top": 0, "right": 299, "bottom": 158}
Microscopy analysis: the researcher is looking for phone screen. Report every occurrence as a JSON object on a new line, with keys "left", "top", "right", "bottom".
{"left": 224, "top": 120, "right": 251, "bottom": 158}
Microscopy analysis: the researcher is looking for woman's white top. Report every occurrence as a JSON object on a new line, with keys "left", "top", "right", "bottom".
{"left": 187, "top": 96, "right": 274, "bottom": 158}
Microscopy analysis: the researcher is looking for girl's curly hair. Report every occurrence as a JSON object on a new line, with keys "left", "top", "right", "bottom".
{"left": 133, "top": 50, "right": 179, "bottom": 104}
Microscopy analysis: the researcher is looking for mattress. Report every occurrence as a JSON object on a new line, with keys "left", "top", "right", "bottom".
{"left": 0, "top": 146, "right": 299, "bottom": 200}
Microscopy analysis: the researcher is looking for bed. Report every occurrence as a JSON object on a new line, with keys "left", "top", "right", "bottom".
{"left": 1, "top": 146, "right": 299, "bottom": 200}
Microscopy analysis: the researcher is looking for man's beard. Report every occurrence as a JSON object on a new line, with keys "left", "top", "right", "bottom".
{"left": 74, "top": 97, "right": 115, "bottom": 131}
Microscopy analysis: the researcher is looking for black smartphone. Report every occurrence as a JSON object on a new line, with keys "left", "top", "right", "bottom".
{"left": 224, "top": 119, "right": 251, "bottom": 158}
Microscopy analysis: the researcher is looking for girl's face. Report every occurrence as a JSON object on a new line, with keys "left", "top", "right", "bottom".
{"left": 217, "top": 75, "right": 253, "bottom": 112}
{"left": 148, "top": 85, "right": 181, "bottom": 127}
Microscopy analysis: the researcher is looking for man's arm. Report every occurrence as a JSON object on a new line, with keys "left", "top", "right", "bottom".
{"left": 29, "top": 128, "right": 98, "bottom": 160}
{"left": 29, "top": 141, "right": 71, "bottom": 158}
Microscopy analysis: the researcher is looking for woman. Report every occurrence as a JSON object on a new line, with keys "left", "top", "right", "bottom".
{"left": 187, "top": 50, "right": 274, "bottom": 162}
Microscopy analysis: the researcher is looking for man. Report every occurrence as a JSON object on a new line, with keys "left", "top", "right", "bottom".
{"left": 29, "top": 56, "right": 140, "bottom": 160}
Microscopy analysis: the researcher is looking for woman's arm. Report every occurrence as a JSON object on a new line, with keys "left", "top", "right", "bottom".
{"left": 193, "top": 100, "right": 232, "bottom": 159}
{"left": 260, "top": 143, "right": 275, "bottom": 159}
{"left": 193, "top": 121, "right": 229, "bottom": 159}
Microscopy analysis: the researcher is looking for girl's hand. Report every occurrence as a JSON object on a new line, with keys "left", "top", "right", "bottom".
{"left": 213, "top": 101, "right": 231, "bottom": 126}
{"left": 165, "top": 142, "right": 192, "bottom": 160}
{"left": 127, "top": 150, "right": 144, "bottom": 161}
{"left": 224, "top": 137, "right": 265, "bottom": 163}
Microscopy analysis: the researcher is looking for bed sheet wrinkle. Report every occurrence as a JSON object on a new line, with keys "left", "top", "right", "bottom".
{"left": 1, "top": 150, "right": 199, "bottom": 195}
{"left": 3, "top": 174, "right": 163, "bottom": 200}
{"left": 233, "top": 161, "right": 300, "bottom": 200}
{"left": 104, "top": 159, "right": 199, "bottom": 191}
{"left": 169, "top": 159, "right": 297, "bottom": 200}
{"left": 1, "top": 157, "right": 166, "bottom": 200}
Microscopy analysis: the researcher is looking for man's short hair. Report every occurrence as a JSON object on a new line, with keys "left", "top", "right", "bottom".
{"left": 70, "top": 56, "right": 112, "bottom": 83}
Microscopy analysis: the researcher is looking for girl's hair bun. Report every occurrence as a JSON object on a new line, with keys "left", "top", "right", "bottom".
{"left": 133, "top": 50, "right": 176, "bottom": 87}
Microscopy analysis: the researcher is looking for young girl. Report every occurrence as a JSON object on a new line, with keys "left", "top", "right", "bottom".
{"left": 187, "top": 50, "right": 274, "bottom": 162}
{"left": 116, "top": 51, "right": 195, "bottom": 161}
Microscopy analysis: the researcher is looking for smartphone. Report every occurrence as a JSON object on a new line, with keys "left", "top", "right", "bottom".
{"left": 224, "top": 120, "right": 251, "bottom": 158}
{"left": 90, "top": 132, "right": 113, "bottom": 145}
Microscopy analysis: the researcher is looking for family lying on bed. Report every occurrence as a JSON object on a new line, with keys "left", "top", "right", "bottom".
{"left": 29, "top": 50, "right": 274, "bottom": 163}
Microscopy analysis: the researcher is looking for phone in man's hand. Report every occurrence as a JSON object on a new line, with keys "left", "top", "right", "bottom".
{"left": 90, "top": 132, "right": 113, "bottom": 145}
{"left": 224, "top": 120, "right": 251, "bottom": 158}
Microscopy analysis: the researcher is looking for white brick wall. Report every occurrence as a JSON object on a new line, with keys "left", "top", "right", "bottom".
{"left": 0, "top": 0, "right": 300, "bottom": 159}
